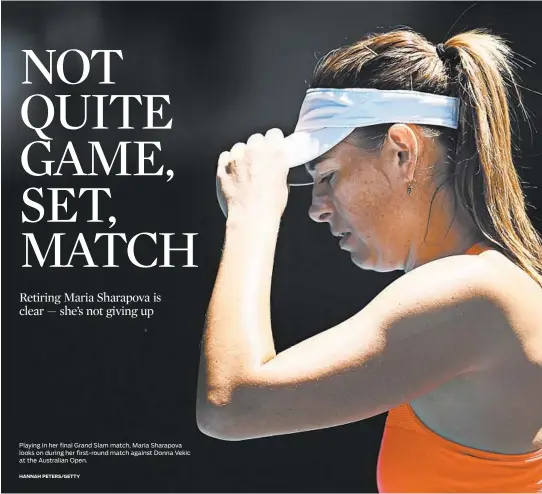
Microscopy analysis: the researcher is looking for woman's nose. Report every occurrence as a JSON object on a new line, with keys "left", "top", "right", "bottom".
{"left": 308, "top": 199, "right": 333, "bottom": 223}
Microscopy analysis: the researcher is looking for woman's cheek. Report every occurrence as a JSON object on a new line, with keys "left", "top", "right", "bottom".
{"left": 335, "top": 179, "right": 360, "bottom": 206}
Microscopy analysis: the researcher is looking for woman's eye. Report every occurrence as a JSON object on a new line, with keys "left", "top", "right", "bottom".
{"left": 319, "top": 173, "right": 335, "bottom": 185}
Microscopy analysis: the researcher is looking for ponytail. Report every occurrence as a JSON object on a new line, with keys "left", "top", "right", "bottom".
{"left": 445, "top": 29, "right": 542, "bottom": 285}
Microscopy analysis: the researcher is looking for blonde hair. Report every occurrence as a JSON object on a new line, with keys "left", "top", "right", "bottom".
{"left": 311, "top": 28, "right": 542, "bottom": 286}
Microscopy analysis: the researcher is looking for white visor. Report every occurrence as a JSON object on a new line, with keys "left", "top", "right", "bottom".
{"left": 284, "top": 88, "right": 459, "bottom": 185}
{"left": 217, "top": 88, "right": 460, "bottom": 216}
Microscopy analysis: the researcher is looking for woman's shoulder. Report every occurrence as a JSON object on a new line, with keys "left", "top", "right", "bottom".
{"left": 388, "top": 245, "right": 542, "bottom": 363}
{"left": 369, "top": 244, "right": 541, "bottom": 343}
{"left": 398, "top": 243, "right": 541, "bottom": 303}
{"left": 377, "top": 245, "right": 504, "bottom": 309}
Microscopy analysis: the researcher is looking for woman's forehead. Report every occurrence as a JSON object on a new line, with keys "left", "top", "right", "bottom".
{"left": 305, "top": 145, "right": 346, "bottom": 173}
{"left": 305, "top": 142, "right": 364, "bottom": 174}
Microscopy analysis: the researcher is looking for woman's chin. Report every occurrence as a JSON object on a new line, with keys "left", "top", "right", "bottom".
{"left": 349, "top": 248, "right": 397, "bottom": 272}
{"left": 343, "top": 240, "right": 383, "bottom": 271}
{"left": 351, "top": 256, "right": 375, "bottom": 271}
{"left": 348, "top": 248, "right": 373, "bottom": 270}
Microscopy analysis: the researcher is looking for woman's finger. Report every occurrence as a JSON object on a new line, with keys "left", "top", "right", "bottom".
{"left": 217, "top": 151, "right": 231, "bottom": 176}
{"left": 230, "top": 142, "right": 247, "bottom": 162}
{"left": 247, "top": 133, "right": 265, "bottom": 148}
{"left": 265, "top": 128, "right": 284, "bottom": 149}
{"left": 265, "top": 128, "right": 284, "bottom": 139}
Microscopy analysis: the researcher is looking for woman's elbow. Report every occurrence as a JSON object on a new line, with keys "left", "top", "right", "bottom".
{"left": 196, "top": 392, "right": 248, "bottom": 442}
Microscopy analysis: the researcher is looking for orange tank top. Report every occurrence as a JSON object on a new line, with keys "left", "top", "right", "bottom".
{"left": 377, "top": 243, "right": 542, "bottom": 492}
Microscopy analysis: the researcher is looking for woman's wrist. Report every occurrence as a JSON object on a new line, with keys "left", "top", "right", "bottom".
{"left": 225, "top": 207, "right": 283, "bottom": 235}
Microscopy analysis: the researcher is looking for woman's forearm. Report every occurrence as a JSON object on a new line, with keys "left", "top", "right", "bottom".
{"left": 199, "top": 211, "right": 282, "bottom": 408}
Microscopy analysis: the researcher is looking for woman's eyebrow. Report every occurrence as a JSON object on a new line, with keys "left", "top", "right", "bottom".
{"left": 306, "top": 155, "right": 330, "bottom": 173}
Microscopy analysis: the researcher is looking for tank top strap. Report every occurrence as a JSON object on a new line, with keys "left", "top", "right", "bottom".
{"left": 464, "top": 242, "right": 493, "bottom": 255}
{"left": 385, "top": 403, "right": 419, "bottom": 431}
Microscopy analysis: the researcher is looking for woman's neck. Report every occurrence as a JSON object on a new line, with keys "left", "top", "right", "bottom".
{"left": 405, "top": 198, "right": 487, "bottom": 272}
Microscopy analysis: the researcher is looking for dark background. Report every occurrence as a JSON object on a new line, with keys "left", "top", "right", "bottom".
{"left": 2, "top": 2, "right": 542, "bottom": 492}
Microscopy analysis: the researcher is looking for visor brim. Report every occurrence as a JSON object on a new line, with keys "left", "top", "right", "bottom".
{"left": 216, "top": 127, "right": 355, "bottom": 216}
{"left": 284, "top": 127, "right": 355, "bottom": 186}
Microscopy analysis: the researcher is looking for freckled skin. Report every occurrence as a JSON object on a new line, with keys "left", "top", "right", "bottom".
{"left": 307, "top": 124, "right": 484, "bottom": 272}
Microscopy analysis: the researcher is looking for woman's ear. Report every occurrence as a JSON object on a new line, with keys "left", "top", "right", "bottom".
{"left": 387, "top": 124, "right": 419, "bottom": 182}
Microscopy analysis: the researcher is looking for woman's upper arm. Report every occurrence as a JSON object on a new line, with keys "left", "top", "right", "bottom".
{"left": 210, "top": 256, "right": 506, "bottom": 440}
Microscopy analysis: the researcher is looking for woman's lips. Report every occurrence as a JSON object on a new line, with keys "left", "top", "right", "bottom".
{"left": 339, "top": 233, "right": 351, "bottom": 247}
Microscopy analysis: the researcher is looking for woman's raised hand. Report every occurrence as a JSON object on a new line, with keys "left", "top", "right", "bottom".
{"left": 217, "top": 128, "right": 290, "bottom": 219}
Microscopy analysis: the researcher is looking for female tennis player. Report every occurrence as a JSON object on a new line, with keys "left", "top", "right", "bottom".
{"left": 197, "top": 29, "right": 542, "bottom": 492}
